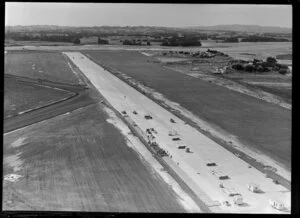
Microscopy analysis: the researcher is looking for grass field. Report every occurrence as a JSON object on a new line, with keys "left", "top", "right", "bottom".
{"left": 166, "top": 61, "right": 292, "bottom": 104}
{"left": 225, "top": 73, "right": 292, "bottom": 103}
{"left": 202, "top": 42, "right": 292, "bottom": 59}
{"left": 5, "top": 51, "right": 81, "bottom": 84}
{"left": 276, "top": 54, "right": 292, "bottom": 60}
{"left": 84, "top": 50, "right": 291, "bottom": 170}
{"left": 4, "top": 75, "right": 74, "bottom": 119}
{"left": 3, "top": 103, "right": 187, "bottom": 212}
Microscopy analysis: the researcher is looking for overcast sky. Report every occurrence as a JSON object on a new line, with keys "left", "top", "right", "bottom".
{"left": 5, "top": 3, "right": 292, "bottom": 28}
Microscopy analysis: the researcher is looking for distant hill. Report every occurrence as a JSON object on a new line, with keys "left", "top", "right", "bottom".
{"left": 5, "top": 24, "right": 292, "bottom": 34}
{"left": 185, "top": 24, "right": 292, "bottom": 33}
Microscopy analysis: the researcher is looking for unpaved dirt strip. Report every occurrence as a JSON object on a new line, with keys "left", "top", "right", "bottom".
{"left": 65, "top": 52, "right": 290, "bottom": 213}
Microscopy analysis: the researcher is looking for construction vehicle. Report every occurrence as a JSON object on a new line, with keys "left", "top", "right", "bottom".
{"left": 220, "top": 185, "right": 244, "bottom": 206}
{"left": 206, "top": 162, "right": 217, "bottom": 167}
{"left": 144, "top": 115, "right": 153, "bottom": 120}
{"left": 211, "top": 170, "right": 230, "bottom": 180}
{"left": 269, "top": 199, "right": 284, "bottom": 210}
{"left": 223, "top": 201, "right": 231, "bottom": 207}
{"left": 221, "top": 185, "right": 239, "bottom": 197}
{"left": 170, "top": 118, "right": 176, "bottom": 123}
{"left": 168, "top": 130, "right": 178, "bottom": 136}
{"left": 219, "top": 175, "right": 230, "bottom": 180}
{"left": 233, "top": 194, "right": 244, "bottom": 205}
{"left": 150, "top": 128, "right": 157, "bottom": 134}
{"left": 186, "top": 148, "right": 192, "bottom": 153}
{"left": 247, "top": 183, "right": 260, "bottom": 193}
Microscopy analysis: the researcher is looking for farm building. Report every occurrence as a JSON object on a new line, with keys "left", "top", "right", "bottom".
{"left": 80, "top": 36, "right": 99, "bottom": 44}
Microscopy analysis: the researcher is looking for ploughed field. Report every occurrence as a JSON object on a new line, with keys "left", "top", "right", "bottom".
{"left": 5, "top": 51, "right": 81, "bottom": 84}
{"left": 4, "top": 74, "right": 74, "bottom": 119}
{"left": 84, "top": 50, "right": 291, "bottom": 170}
{"left": 3, "top": 103, "right": 187, "bottom": 212}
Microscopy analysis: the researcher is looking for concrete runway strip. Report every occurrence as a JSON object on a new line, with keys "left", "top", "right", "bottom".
{"left": 65, "top": 52, "right": 291, "bottom": 214}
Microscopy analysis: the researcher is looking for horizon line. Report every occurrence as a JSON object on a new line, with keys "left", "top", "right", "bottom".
{"left": 5, "top": 24, "right": 292, "bottom": 29}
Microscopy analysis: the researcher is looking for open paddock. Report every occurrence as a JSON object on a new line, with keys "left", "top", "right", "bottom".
{"left": 4, "top": 75, "right": 74, "bottom": 119}
{"left": 5, "top": 51, "right": 82, "bottom": 84}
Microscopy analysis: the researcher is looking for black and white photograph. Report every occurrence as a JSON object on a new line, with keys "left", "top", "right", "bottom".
{"left": 3, "top": 2, "right": 293, "bottom": 214}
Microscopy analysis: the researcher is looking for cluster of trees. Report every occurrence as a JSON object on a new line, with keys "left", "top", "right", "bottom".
{"left": 6, "top": 31, "right": 111, "bottom": 45}
{"left": 210, "top": 34, "right": 290, "bottom": 43}
{"left": 98, "top": 38, "right": 109, "bottom": 44}
{"left": 241, "top": 35, "right": 289, "bottom": 42}
{"left": 161, "top": 37, "right": 201, "bottom": 47}
{"left": 223, "top": 37, "right": 239, "bottom": 43}
{"left": 6, "top": 32, "right": 77, "bottom": 42}
{"left": 231, "top": 57, "right": 289, "bottom": 74}
{"left": 122, "top": 39, "right": 151, "bottom": 46}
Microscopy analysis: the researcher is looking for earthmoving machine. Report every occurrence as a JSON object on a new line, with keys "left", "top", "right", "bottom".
{"left": 144, "top": 115, "right": 153, "bottom": 120}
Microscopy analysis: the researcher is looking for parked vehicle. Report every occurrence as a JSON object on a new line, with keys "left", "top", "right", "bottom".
{"left": 269, "top": 199, "right": 284, "bottom": 210}
{"left": 144, "top": 115, "right": 153, "bottom": 120}
{"left": 247, "top": 183, "right": 260, "bottom": 193}
{"left": 233, "top": 194, "right": 244, "bottom": 205}
{"left": 207, "top": 162, "right": 217, "bottom": 167}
